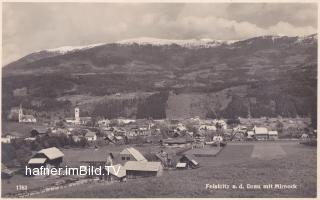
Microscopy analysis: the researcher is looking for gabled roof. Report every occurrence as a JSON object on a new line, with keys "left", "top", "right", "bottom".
{"left": 181, "top": 154, "right": 199, "bottom": 165}
{"left": 38, "top": 147, "right": 64, "bottom": 160}
{"left": 28, "top": 158, "right": 47, "bottom": 164}
{"left": 124, "top": 161, "right": 162, "bottom": 172}
{"left": 120, "top": 147, "right": 147, "bottom": 162}
{"left": 254, "top": 127, "right": 268, "bottom": 135}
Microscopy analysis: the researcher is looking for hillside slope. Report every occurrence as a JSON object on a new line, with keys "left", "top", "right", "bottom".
{"left": 2, "top": 34, "right": 317, "bottom": 120}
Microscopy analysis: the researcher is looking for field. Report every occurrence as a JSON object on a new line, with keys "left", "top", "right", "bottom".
{"left": 26, "top": 141, "right": 317, "bottom": 198}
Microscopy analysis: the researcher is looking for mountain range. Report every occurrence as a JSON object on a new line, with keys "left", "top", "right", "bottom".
{"left": 2, "top": 34, "right": 317, "bottom": 121}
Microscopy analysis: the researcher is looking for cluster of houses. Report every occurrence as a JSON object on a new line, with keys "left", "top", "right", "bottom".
{"left": 22, "top": 145, "right": 200, "bottom": 182}
{"left": 229, "top": 125, "right": 279, "bottom": 141}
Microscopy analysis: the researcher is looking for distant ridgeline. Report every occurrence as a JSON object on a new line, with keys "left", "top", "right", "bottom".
{"left": 2, "top": 35, "right": 317, "bottom": 121}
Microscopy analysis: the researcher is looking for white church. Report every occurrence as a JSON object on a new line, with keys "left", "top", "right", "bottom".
{"left": 65, "top": 106, "right": 91, "bottom": 125}
{"left": 18, "top": 104, "right": 37, "bottom": 123}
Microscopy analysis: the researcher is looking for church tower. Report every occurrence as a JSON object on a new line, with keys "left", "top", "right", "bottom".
{"left": 75, "top": 106, "right": 80, "bottom": 123}
{"left": 18, "top": 104, "right": 23, "bottom": 122}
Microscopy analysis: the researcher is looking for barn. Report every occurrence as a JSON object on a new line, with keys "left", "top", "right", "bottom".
{"left": 28, "top": 147, "right": 64, "bottom": 168}
{"left": 179, "top": 154, "right": 199, "bottom": 169}
{"left": 253, "top": 126, "right": 269, "bottom": 140}
{"left": 118, "top": 147, "right": 147, "bottom": 164}
{"left": 124, "top": 161, "right": 163, "bottom": 178}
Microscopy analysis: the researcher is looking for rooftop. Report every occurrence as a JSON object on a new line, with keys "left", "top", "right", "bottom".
{"left": 38, "top": 147, "right": 64, "bottom": 160}
{"left": 124, "top": 161, "right": 162, "bottom": 172}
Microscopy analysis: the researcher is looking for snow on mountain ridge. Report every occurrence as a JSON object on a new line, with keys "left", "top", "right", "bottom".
{"left": 39, "top": 34, "right": 316, "bottom": 54}
{"left": 116, "top": 37, "right": 237, "bottom": 47}
{"left": 43, "top": 43, "right": 106, "bottom": 54}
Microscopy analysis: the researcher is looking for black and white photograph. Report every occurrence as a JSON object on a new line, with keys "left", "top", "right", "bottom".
{"left": 1, "top": 2, "right": 318, "bottom": 198}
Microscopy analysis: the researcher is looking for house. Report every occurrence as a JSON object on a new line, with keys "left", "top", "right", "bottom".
{"left": 179, "top": 155, "right": 199, "bottom": 169}
{"left": 1, "top": 137, "right": 11, "bottom": 144}
{"left": 85, "top": 131, "right": 97, "bottom": 141}
{"left": 72, "top": 135, "right": 82, "bottom": 142}
{"left": 18, "top": 104, "right": 36, "bottom": 123}
{"left": 30, "top": 127, "right": 49, "bottom": 137}
{"left": 247, "top": 131, "right": 255, "bottom": 139}
{"left": 24, "top": 137, "right": 36, "bottom": 142}
{"left": 268, "top": 131, "right": 278, "bottom": 140}
{"left": 212, "top": 119, "right": 227, "bottom": 130}
{"left": 118, "top": 147, "right": 147, "bottom": 164}
{"left": 301, "top": 133, "right": 309, "bottom": 140}
{"left": 124, "top": 161, "right": 163, "bottom": 178}
{"left": 28, "top": 147, "right": 64, "bottom": 169}
{"left": 253, "top": 126, "right": 269, "bottom": 140}
{"left": 176, "top": 162, "right": 187, "bottom": 169}
{"left": 80, "top": 151, "right": 114, "bottom": 167}
{"left": 117, "top": 118, "right": 136, "bottom": 125}
{"left": 114, "top": 136, "right": 124, "bottom": 144}
{"left": 154, "top": 150, "right": 174, "bottom": 168}
{"left": 0, "top": 133, "right": 19, "bottom": 144}
{"left": 199, "top": 125, "right": 216, "bottom": 132}
{"left": 106, "top": 164, "right": 126, "bottom": 182}
{"left": 175, "top": 123, "right": 187, "bottom": 132}
{"left": 98, "top": 119, "right": 111, "bottom": 127}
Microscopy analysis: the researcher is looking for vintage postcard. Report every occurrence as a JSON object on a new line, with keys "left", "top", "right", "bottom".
{"left": 1, "top": 1, "right": 318, "bottom": 198}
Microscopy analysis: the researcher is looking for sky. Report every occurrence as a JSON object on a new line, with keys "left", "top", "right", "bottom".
{"left": 3, "top": 3, "right": 318, "bottom": 65}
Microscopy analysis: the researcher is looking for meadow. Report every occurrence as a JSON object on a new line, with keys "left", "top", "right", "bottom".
{"left": 34, "top": 142, "right": 316, "bottom": 198}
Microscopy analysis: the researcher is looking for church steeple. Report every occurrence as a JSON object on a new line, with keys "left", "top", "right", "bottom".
{"left": 18, "top": 104, "right": 23, "bottom": 122}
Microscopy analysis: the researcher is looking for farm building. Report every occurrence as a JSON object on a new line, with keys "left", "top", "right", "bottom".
{"left": 268, "top": 131, "right": 278, "bottom": 140}
{"left": 80, "top": 151, "right": 114, "bottom": 167}
{"left": 30, "top": 127, "right": 49, "bottom": 137}
{"left": 85, "top": 131, "right": 97, "bottom": 141}
{"left": 105, "top": 164, "right": 126, "bottom": 182}
{"left": 118, "top": 147, "right": 147, "bottom": 164}
{"left": 154, "top": 150, "right": 174, "bottom": 168}
{"left": 79, "top": 151, "right": 114, "bottom": 178}
{"left": 247, "top": 131, "right": 255, "bottom": 139}
{"left": 28, "top": 147, "right": 64, "bottom": 168}
{"left": 179, "top": 155, "right": 199, "bottom": 169}
{"left": 1, "top": 135, "right": 12, "bottom": 144}
{"left": 124, "top": 161, "right": 163, "bottom": 178}
{"left": 253, "top": 126, "right": 269, "bottom": 140}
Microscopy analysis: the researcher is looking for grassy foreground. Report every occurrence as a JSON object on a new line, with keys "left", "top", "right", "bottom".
{"left": 37, "top": 143, "right": 316, "bottom": 198}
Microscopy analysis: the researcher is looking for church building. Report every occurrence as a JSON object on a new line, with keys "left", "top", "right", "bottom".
{"left": 18, "top": 104, "right": 37, "bottom": 123}
{"left": 65, "top": 106, "right": 91, "bottom": 125}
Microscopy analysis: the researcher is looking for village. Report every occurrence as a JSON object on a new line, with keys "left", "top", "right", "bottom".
{"left": 1, "top": 104, "right": 317, "bottom": 198}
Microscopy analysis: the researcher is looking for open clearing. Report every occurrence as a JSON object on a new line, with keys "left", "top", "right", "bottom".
{"left": 26, "top": 141, "right": 317, "bottom": 198}
{"left": 251, "top": 143, "right": 287, "bottom": 160}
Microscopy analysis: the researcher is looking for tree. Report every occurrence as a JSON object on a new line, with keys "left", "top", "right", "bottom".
{"left": 276, "top": 121, "right": 284, "bottom": 133}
